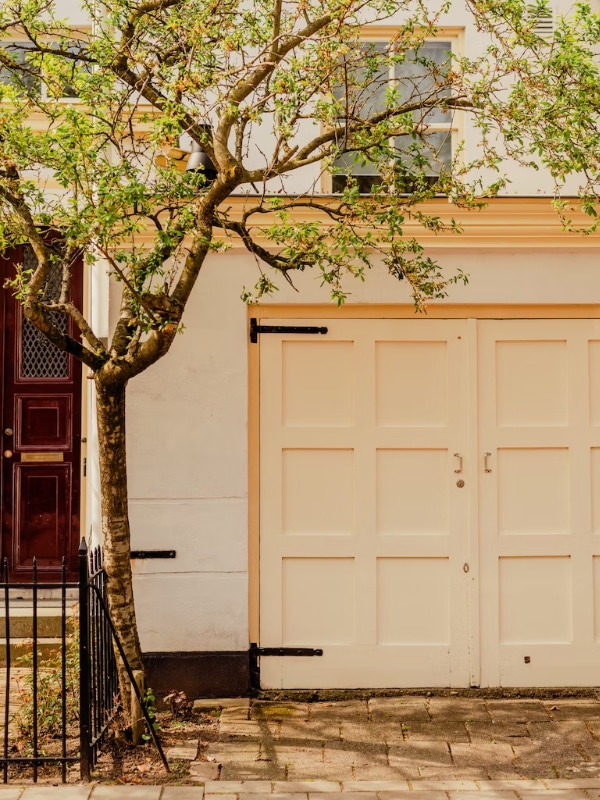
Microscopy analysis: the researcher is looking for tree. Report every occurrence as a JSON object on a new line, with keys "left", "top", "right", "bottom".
{"left": 464, "top": 0, "right": 600, "bottom": 227}
{"left": 0, "top": 0, "right": 532, "bottom": 697}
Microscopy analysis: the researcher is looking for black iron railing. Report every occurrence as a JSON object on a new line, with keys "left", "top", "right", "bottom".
{"left": 1, "top": 558, "right": 78, "bottom": 783}
{"left": 0, "top": 540, "right": 168, "bottom": 783}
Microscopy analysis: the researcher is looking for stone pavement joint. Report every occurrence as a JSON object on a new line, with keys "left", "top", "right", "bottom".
{"left": 0, "top": 778, "right": 600, "bottom": 800}
{"left": 7, "top": 779, "right": 600, "bottom": 797}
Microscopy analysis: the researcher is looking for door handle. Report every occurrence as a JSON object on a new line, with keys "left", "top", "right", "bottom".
{"left": 484, "top": 452, "right": 492, "bottom": 473}
{"left": 453, "top": 453, "right": 463, "bottom": 473}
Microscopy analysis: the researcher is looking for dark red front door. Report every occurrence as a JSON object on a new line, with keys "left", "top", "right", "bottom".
{"left": 1, "top": 245, "right": 82, "bottom": 581}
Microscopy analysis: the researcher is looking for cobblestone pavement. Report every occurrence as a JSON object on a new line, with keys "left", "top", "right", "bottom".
{"left": 5, "top": 696, "right": 600, "bottom": 796}
{"left": 205, "top": 697, "right": 600, "bottom": 783}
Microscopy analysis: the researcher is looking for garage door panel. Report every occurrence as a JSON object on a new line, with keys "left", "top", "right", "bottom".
{"left": 282, "top": 340, "right": 355, "bottom": 427}
{"left": 480, "top": 319, "right": 598, "bottom": 686}
{"left": 499, "top": 556, "right": 572, "bottom": 644}
{"left": 376, "top": 536, "right": 450, "bottom": 556}
{"left": 280, "top": 539, "right": 359, "bottom": 557}
{"left": 373, "top": 430, "right": 457, "bottom": 448}
{"left": 591, "top": 557, "right": 600, "bottom": 641}
{"left": 590, "top": 449, "right": 600, "bottom": 533}
{"left": 484, "top": 430, "right": 572, "bottom": 448}
{"left": 375, "top": 340, "right": 449, "bottom": 427}
{"left": 376, "top": 558, "right": 450, "bottom": 645}
{"left": 496, "top": 536, "right": 572, "bottom": 557}
{"left": 282, "top": 557, "right": 356, "bottom": 645}
{"left": 495, "top": 339, "right": 568, "bottom": 427}
{"left": 278, "top": 430, "right": 356, "bottom": 447}
{"left": 263, "top": 317, "right": 600, "bottom": 689}
{"left": 376, "top": 449, "right": 449, "bottom": 535}
{"left": 260, "top": 318, "right": 470, "bottom": 688}
{"left": 587, "top": 341, "right": 600, "bottom": 426}
{"left": 496, "top": 448, "right": 570, "bottom": 535}
{"left": 282, "top": 448, "right": 354, "bottom": 535}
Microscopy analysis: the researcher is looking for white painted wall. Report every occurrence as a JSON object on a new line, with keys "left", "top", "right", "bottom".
{"left": 124, "top": 256, "right": 252, "bottom": 652}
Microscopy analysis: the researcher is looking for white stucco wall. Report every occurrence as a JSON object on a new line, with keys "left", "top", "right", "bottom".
{"left": 124, "top": 256, "right": 252, "bottom": 653}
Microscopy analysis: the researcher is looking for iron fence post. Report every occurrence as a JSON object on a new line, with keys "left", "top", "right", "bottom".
{"left": 78, "top": 539, "right": 91, "bottom": 782}
{"left": 3, "top": 558, "right": 9, "bottom": 784}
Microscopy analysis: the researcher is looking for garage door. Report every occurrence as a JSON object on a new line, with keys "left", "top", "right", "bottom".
{"left": 479, "top": 319, "right": 600, "bottom": 686}
{"left": 258, "top": 317, "right": 600, "bottom": 688}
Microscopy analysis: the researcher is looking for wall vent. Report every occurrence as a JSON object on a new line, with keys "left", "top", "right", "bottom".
{"left": 527, "top": 4, "right": 554, "bottom": 37}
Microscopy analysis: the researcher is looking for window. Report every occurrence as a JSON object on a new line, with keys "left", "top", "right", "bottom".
{"left": 0, "top": 41, "right": 40, "bottom": 94}
{"left": 0, "top": 40, "right": 88, "bottom": 99}
{"left": 331, "top": 39, "right": 455, "bottom": 194}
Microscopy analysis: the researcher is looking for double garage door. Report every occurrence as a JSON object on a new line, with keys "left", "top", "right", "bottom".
{"left": 259, "top": 317, "right": 600, "bottom": 688}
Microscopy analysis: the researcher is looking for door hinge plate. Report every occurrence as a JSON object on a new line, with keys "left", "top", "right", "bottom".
{"left": 249, "top": 643, "right": 323, "bottom": 695}
{"left": 251, "top": 645, "right": 323, "bottom": 657}
{"left": 250, "top": 318, "right": 328, "bottom": 343}
{"left": 130, "top": 550, "right": 176, "bottom": 559}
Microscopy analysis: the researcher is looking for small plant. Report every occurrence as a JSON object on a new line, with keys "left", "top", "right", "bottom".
{"left": 142, "top": 688, "right": 160, "bottom": 741}
{"left": 12, "top": 615, "right": 79, "bottom": 753}
{"left": 163, "top": 689, "right": 193, "bottom": 720}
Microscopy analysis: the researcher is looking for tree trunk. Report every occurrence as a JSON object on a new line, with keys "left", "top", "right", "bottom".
{"left": 95, "top": 375, "right": 144, "bottom": 718}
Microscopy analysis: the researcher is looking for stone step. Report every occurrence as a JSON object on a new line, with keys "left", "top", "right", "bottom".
{"left": 1, "top": 589, "right": 78, "bottom": 603}
{"left": 0, "top": 606, "right": 77, "bottom": 639}
{"left": 0, "top": 602, "right": 78, "bottom": 666}
{"left": 0, "top": 638, "right": 67, "bottom": 667}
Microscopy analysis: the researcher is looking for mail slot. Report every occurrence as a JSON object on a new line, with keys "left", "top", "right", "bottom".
{"left": 20, "top": 452, "right": 64, "bottom": 463}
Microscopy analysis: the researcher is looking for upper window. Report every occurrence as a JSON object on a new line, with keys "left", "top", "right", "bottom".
{"left": 0, "top": 40, "right": 87, "bottom": 99}
{"left": 331, "top": 39, "right": 455, "bottom": 194}
{"left": 0, "top": 41, "right": 40, "bottom": 94}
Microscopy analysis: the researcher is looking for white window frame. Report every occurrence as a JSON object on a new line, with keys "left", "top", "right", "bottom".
{"left": 325, "top": 27, "right": 463, "bottom": 194}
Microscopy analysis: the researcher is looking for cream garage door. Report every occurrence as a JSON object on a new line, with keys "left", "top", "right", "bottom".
{"left": 259, "top": 317, "right": 600, "bottom": 688}
{"left": 479, "top": 319, "right": 600, "bottom": 687}
{"left": 259, "top": 319, "right": 473, "bottom": 689}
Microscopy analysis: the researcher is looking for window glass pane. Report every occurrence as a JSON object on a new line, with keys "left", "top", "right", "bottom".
{"left": 333, "top": 42, "right": 389, "bottom": 119}
{"left": 394, "top": 129, "right": 452, "bottom": 176}
{"left": 0, "top": 41, "right": 87, "bottom": 98}
{"left": 0, "top": 41, "right": 40, "bottom": 94}
{"left": 50, "top": 43, "right": 89, "bottom": 99}
{"left": 394, "top": 41, "right": 452, "bottom": 124}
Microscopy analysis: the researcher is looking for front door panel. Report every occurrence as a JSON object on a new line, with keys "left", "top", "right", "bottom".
{"left": 1, "top": 245, "right": 82, "bottom": 581}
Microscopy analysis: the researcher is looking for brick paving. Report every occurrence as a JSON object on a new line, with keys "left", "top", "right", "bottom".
{"left": 5, "top": 695, "right": 600, "bottom": 795}
{"left": 205, "top": 697, "right": 600, "bottom": 783}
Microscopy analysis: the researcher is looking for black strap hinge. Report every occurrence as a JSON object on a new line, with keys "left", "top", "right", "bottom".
{"left": 250, "top": 318, "right": 328, "bottom": 343}
{"left": 248, "top": 643, "right": 323, "bottom": 695}
{"left": 252, "top": 646, "right": 323, "bottom": 657}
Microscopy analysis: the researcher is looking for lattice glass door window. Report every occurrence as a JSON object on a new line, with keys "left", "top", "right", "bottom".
{"left": 19, "top": 246, "right": 68, "bottom": 380}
